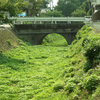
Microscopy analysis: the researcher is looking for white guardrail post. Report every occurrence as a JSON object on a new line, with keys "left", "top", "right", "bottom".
{"left": 34, "top": 16, "right": 36, "bottom": 24}
{"left": 84, "top": 16, "right": 92, "bottom": 25}
{"left": 68, "top": 16, "right": 69, "bottom": 23}
{"left": 51, "top": 16, "right": 53, "bottom": 24}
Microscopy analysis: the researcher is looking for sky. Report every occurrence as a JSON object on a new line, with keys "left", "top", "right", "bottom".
{"left": 48, "top": 0, "right": 58, "bottom": 8}
{"left": 53, "top": 0, "right": 58, "bottom": 6}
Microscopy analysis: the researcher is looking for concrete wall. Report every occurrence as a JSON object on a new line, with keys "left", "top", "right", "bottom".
{"left": 92, "top": 9, "right": 100, "bottom": 32}
{"left": 92, "top": 10, "right": 100, "bottom": 21}
{"left": 92, "top": 22, "right": 100, "bottom": 32}
{"left": 91, "top": 0, "right": 100, "bottom": 6}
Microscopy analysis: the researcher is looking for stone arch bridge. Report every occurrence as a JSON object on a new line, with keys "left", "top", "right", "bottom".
{"left": 14, "top": 23, "right": 84, "bottom": 45}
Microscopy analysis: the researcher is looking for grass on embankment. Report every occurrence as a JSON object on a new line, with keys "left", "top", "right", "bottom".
{"left": 42, "top": 33, "right": 68, "bottom": 46}
{"left": 0, "top": 27, "right": 19, "bottom": 52}
{"left": 1, "top": 25, "right": 100, "bottom": 100}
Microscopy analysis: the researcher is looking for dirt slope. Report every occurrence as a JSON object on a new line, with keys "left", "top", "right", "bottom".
{"left": 0, "top": 27, "right": 19, "bottom": 53}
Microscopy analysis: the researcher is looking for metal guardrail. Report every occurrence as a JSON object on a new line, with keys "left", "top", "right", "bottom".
{"left": 0, "top": 16, "right": 92, "bottom": 26}
{"left": 9, "top": 16, "right": 92, "bottom": 25}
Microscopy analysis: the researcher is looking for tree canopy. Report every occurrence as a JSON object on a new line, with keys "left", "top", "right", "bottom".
{"left": 0, "top": 0, "right": 53, "bottom": 18}
{"left": 0, "top": 0, "right": 91, "bottom": 20}
{"left": 71, "top": 1, "right": 90, "bottom": 17}
{"left": 0, "top": 0, "right": 27, "bottom": 18}
{"left": 42, "top": 0, "right": 50, "bottom": 8}
{"left": 55, "top": 0, "right": 87, "bottom": 17}
{"left": 40, "top": 10, "right": 63, "bottom": 17}
{"left": 26, "top": 0, "right": 52, "bottom": 16}
{"left": 26, "top": 0, "right": 43, "bottom": 16}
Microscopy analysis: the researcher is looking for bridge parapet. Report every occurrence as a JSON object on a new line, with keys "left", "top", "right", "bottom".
{"left": 14, "top": 23, "right": 84, "bottom": 34}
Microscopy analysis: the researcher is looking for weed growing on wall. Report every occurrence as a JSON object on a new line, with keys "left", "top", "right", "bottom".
{"left": 6, "top": 40, "right": 11, "bottom": 46}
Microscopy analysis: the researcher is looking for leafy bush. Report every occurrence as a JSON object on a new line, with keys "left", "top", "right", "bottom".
{"left": 25, "top": 42, "right": 32, "bottom": 46}
{"left": 53, "top": 83, "right": 64, "bottom": 92}
{"left": 76, "top": 25, "right": 92, "bottom": 40}
{"left": 91, "top": 86, "right": 100, "bottom": 100}
{"left": 76, "top": 25, "right": 88, "bottom": 40}
{"left": 70, "top": 72, "right": 75, "bottom": 77}
{"left": 87, "top": 69, "right": 94, "bottom": 75}
{"left": 73, "top": 94, "right": 79, "bottom": 100}
{"left": 68, "top": 78, "right": 80, "bottom": 84}
{"left": 71, "top": 59, "right": 77, "bottom": 65}
{"left": 84, "top": 43, "right": 100, "bottom": 68}
{"left": 65, "top": 73, "right": 70, "bottom": 78}
{"left": 71, "top": 8, "right": 86, "bottom": 17}
{"left": 84, "top": 44, "right": 100, "bottom": 61}
{"left": 81, "top": 26, "right": 87, "bottom": 31}
{"left": 40, "top": 10, "right": 63, "bottom": 17}
{"left": 83, "top": 61, "right": 92, "bottom": 72}
{"left": 64, "top": 82, "right": 76, "bottom": 93}
{"left": 71, "top": 39, "right": 77, "bottom": 45}
{"left": 81, "top": 30, "right": 100, "bottom": 72}
{"left": 61, "top": 70, "right": 68, "bottom": 77}
{"left": 83, "top": 75, "right": 100, "bottom": 93}
{"left": 68, "top": 67, "right": 75, "bottom": 73}
{"left": 82, "top": 37, "right": 90, "bottom": 47}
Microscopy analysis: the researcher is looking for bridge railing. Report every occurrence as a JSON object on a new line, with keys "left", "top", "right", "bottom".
{"left": 84, "top": 16, "right": 92, "bottom": 25}
{"left": 9, "top": 16, "right": 92, "bottom": 25}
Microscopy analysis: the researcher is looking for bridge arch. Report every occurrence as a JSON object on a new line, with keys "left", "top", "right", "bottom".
{"left": 37, "top": 32, "right": 77, "bottom": 45}
{"left": 41, "top": 33, "right": 68, "bottom": 46}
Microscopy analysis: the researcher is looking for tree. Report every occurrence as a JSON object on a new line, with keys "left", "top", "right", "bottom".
{"left": 55, "top": 0, "right": 87, "bottom": 17}
{"left": 71, "top": 9, "right": 86, "bottom": 17}
{"left": 71, "top": 1, "right": 89, "bottom": 17}
{"left": 40, "top": 10, "right": 63, "bottom": 17}
{"left": 0, "top": 0, "right": 27, "bottom": 17}
{"left": 87, "top": 8, "right": 92, "bottom": 16}
{"left": 0, "top": 0, "right": 27, "bottom": 23}
{"left": 42, "top": 0, "right": 49, "bottom": 8}
{"left": 0, "top": 0, "right": 6, "bottom": 8}
{"left": 26, "top": 0, "right": 43, "bottom": 16}
{"left": 55, "top": 1, "right": 76, "bottom": 17}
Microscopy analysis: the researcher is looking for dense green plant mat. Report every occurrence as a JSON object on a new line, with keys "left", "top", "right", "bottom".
{"left": 1, "top": 25, "right": 100, "bottom": 100}
{"left": 42, "top": 33, "right": 68, "bottom": 46}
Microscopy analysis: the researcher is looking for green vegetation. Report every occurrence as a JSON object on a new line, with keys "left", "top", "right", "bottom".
{"left": 71, "top": 1, "right": 90, "bottom": 17}
{"left": 26, "top": 0, "right": 43, "bottom": 16}
{"left": 0, "top": 0, "right": 27, "bottom": 18}
{"left": 1, "top": 26, "right": 100, "bottom": 99}
{"left": 0, "top": 28, "right": 19, "bottom": 52}
{"left": 55, "top": 0, "right": 88, "bottom": 17}
{"left": 40, "top": 10, "right": 63, "bottom": 17}
{"left": 42, "top": 33, "right": 68, "bottom": 46}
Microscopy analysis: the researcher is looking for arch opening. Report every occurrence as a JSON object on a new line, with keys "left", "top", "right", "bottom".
{"left": 42, "top": 33, "right": 68, "bottom": 46}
